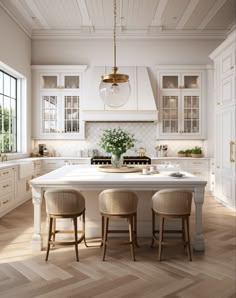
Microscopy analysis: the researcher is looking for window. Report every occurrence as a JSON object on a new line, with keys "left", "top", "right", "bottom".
{"left": 0, "top": 70, "right": 17, "bottom": 153}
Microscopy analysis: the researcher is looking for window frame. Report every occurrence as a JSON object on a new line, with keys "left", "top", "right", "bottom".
{"left": 0, "top": 69, "right": 17, "bottom": 153}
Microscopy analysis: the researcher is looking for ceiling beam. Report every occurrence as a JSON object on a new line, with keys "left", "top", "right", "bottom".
{"left": 25, "top": 0, "right": 50, "bottom": 29}
{"left": 198, "top": 0, "right": 228, "bottom": 29}
{"left": 151, "top": 0, "right": 168, "bottom": 27}
{"left": 76, "top": 0, "right": 92, "bottom": 27}
{"left": 176, "top": 0, "right": 200, "bottom": 30}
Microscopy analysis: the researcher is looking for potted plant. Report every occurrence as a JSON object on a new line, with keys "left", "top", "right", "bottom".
{"left": 191, "top": 146, "right": 203, "bottom": 158}
{"left": 177, "top": 150, "right": 186, "bottom": 157}
{"left": 185, "top": 149, "right": 192, "bottom": 157}
{"left": 98, "top": 127, "right": 136, "bottom": 168}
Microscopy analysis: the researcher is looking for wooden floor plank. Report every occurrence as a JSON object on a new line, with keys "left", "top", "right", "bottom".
{"left": 0, "top": 196, "right": 235, "bottom": 298}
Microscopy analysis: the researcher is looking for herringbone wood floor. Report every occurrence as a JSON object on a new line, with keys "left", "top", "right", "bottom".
{"left": 0, "top": 196, "right": 235, "bottom": 298}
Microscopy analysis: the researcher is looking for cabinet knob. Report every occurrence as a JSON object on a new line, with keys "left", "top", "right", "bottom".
{"left": 217, "top": 102, "right": 220, "bottom": 105}
{"left": 230, "top": 66, "right": 234, "bottom": 69}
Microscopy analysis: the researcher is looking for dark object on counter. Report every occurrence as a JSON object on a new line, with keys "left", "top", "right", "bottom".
{"left": 91, "top": 156, "right": 151, "bottom": 165}
{"left": 39, "top": 144, "right": 46, "bottom": 156}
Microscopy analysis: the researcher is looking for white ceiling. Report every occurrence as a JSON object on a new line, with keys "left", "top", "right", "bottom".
{"left": 0, "top": 0, "right": 235, "bottom": 39}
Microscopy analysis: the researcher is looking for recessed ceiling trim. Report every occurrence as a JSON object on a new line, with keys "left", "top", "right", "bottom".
{"left": 198, "top": 0, "right": 228, "bottom": 29}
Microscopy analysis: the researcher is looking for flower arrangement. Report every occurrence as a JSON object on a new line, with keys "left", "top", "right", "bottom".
{"left": 98, "top": 127, "right": 136, "bottom": 157}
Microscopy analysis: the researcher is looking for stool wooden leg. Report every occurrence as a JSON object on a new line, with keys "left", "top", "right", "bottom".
{"left": 46, "top": 217, "right": 53, "bottom": 261}
{"left": 52, "top": 218, "right": 56, "bottom": 246}
{"left": 158, "top": 216, "right": 164, "bottom": 261}
{"left": 151, "top": 209, "right": 155, "bottom": 248}
{"left": 134, "top": 213, "right": 139, "bottom": 248}
{"left": 100, "top": 215, "right": 104, "bottom": 248}
{"left": 182, "top": 217, "right": 186, "bottom": 247}
{"left": 186, "top": 217, "right": 192, "bottom": 261}
{"left": 102, "top": 217, "right": 109, "bottom": 261}
{"left": 128, "top": 216, "right": 136, "bottom": 261}
{"left": 73, "top": 217, "right": 79, "bottom": 262}
{"left": 82, "top": 211, "right": 88, "bottom": 247}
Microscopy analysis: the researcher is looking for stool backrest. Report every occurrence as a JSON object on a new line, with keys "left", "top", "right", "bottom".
{"left": 99, "top": 189, "right": 138, "bottom": 215}
{"left": 44, "top": 189, "right": 85, "bottom": 215}
{"left": 152, "top": 189, "right": 192, "bottom": 215}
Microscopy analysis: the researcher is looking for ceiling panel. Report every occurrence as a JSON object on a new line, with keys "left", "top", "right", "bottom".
{"left": 33, "top": 0, "right": 83, "bottom": 29}
{"left": 0, "top": 0, "right": 234, "bottom": 39}
{"left": 161, "top": 0, "right": 191, "bottom": 30}
{"left": 86, "top": 0, "right": 113, "bottom": 30}
{"left": 124, "top": 0, "right": 158, "bottom": 29}
{"left": 183, "top": 0, "right": 216, "bottom": 29}
{"left": 205, "top": 0, "right": 236, "bottom": 30}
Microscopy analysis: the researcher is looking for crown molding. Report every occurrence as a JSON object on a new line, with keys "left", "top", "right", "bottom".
{"left": 31, "top": 28, "right": 228, "bottom": 40}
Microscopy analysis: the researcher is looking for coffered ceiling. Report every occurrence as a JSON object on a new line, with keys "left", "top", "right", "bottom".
{"left": 0, "top": 0, "right": 235, "bottom": 39}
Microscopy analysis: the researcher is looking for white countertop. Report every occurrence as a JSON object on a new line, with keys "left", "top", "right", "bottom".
{"left": 30, "top": 165, "right": 207, "bottom": 189}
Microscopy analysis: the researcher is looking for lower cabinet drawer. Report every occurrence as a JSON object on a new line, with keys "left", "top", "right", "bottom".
{"left": 0, "top": 168, "right": 12, "bottom": 179}
{"left": 0, "top": 192, "right": 14, "bottom": 211}
{"left": 0, "top": 179, "right": 14, "bottom": 196}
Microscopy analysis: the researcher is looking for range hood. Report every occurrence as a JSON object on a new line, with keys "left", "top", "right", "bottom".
{"left": 81, "top": 66, "right": 158, "bottom": 122}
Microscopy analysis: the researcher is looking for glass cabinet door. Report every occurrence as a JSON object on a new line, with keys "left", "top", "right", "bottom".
{"left": 162, "top": 76, "right": 179, "bottom": 89}
{"left": 41, "top": 75, "right": 58, "bottom": 89}
{"left": 183, "top": 75, "right": 200, "bottom": 89}
{"left": 63, "top": 75, "right": 80, "bottom": 89}
{"left": 162, "top": 95, "right": 179, "bottom": 133}
{"left": 183, "top": 95, "right": 200, "bottom": 133}
{"left": 41, "top": 95, "right": 58, "bottom": 133}
{"left": 64, "top": 95, "right": 80, "bottom": 133}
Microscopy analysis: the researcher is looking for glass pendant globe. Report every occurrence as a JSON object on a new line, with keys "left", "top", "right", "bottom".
{"left": 99, "top": 81, "right": 131, "bottom": 108}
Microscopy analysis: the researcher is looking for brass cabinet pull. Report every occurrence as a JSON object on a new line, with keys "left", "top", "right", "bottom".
{"left": 230, "top": 141, "right": 235, "bottom": 162}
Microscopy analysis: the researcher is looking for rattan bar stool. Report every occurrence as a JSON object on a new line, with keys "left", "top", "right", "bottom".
{"left": 44, "top": 189, "right": 88, "bottom": 262}
{"left": 151, "top": 189, "right": 193, "bottom": 261}
{"left": 99, "top": 189, "right": 138, "bottom": 261}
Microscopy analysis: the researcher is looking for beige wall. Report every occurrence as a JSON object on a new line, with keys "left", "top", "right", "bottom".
{"left": 0, "top": 6, "right": 31, "bottom": 154}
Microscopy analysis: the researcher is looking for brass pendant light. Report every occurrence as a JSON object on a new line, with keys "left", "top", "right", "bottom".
{"left": 99, "top": 0, "right": 130, "bottom": 108}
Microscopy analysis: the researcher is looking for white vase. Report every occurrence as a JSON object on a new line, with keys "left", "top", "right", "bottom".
{"left": 111, "top": 154, "right": 123, "bottom": 168}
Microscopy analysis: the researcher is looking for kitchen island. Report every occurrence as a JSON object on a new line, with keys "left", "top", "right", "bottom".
{"left": 30, "top": 165, "right": 207, "bottom": 252}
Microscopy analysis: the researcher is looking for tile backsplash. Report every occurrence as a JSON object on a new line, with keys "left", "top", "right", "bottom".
{"left": 33, "top": 122, "right": 205, "bottom": 157}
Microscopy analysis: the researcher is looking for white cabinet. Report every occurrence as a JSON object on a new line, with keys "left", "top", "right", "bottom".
{"left": 157, "top": 66, "right": 206, "bottom": 139}
{"left": 32, "top": 65, "right": 87, "bottom": 139}
{"left": 0, "top": 167, "right": 16, "bottom": 217}
{"left": 82, "top": 66, "right": 158, "bottom": 121}
{"left": 210, "top": 29, "right": 236, "bottom": 209}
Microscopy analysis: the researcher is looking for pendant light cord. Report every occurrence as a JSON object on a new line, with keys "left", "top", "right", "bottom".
{"left": 113, "top": 0, "right": 117, "bottom": 72}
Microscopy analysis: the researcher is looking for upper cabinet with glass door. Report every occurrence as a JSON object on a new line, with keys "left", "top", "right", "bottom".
{"left": 157, "top": 66, "right": 206, "bottom": 140}
{"left": 161, "top": 74, "right": 200, "bottom": 90}
{"left": 40, "top": 73, "right": 80, "bottom": 91}
{"left": 32, "top": 65, "right": 87, "bottom": 140}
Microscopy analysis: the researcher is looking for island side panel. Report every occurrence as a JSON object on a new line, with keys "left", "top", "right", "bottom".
{"left": 32, "top": 187, "right": 43, "bottom": 251}
{"left": 192, "top": 186, "right": 205, "bottom": 251}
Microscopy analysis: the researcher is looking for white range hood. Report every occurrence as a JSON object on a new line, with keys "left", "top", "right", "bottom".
{"left": 81, "top": 66, "right": 158, "bottom": 122}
